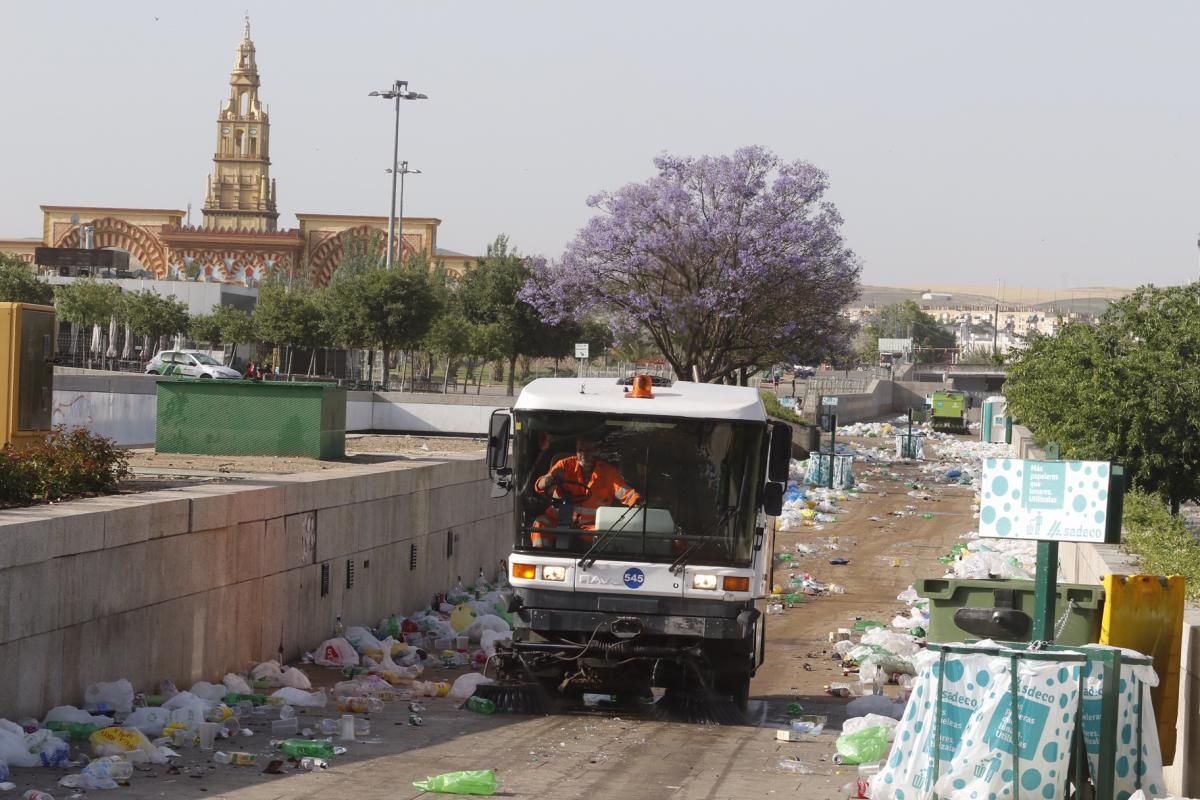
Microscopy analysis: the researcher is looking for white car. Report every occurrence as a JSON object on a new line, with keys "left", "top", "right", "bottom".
{"left": 146, "top": 350, "right": 241, "bottom": 379}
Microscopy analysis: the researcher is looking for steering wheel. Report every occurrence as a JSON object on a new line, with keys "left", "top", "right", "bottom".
{"left": 546, "top": 477, "right": 591, "bottom": 503}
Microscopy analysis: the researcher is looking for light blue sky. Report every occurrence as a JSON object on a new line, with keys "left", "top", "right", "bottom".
{"left": 3, "top": 1, "right": 1198, "bottom": 287}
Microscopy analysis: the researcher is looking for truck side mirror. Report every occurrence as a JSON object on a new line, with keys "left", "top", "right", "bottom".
{"left": 487, "top": 411, "right": 511, "bottom": 471}
{"left": 486, "top": 411, "right": 513, "bottom": 496}
{"left": 768, "top": 422, "right": 792, "bottom": 483}
{"left": 762, "top": 481, "right": 784, "bottom": 517}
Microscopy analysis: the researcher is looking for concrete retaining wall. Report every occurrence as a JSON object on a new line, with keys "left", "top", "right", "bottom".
{"left": 802, "top": 379, "right": 895, "bottom": 424}
{"left": 49, "top": 373, "right": 508, "bottom": 444}
{"left": 1011, "top": 425, "right": 1200, "bottom": 795}
{"left": 0, "top": 457, "right": 512, "bottom": 719}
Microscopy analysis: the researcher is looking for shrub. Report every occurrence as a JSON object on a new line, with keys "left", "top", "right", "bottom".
{"left": 0, "top": 427, "right": 131, "bottom": 505}
{"left": 1121, "top": 489, "right": 1200, "bottom": 602}
{"left": 760, "top": 391, "right": 806, "bottom": 426}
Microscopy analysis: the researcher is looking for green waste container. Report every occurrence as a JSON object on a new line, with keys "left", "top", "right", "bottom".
{"left": 156, "top": 379, "right": 346, "bottom": 459}
{"left": 915, "top": 577, "right": 1104, "bottom": 646}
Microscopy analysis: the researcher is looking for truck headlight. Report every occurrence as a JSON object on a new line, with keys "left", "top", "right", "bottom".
{"left": 692, "top": 574, "right": 718, "bottom": 590}
{"left": 542, "top": 565, "right": 567, "bottom": 582}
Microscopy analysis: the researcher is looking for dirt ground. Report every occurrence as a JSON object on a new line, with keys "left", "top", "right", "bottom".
{"left": 12, "top": 430, "right": 981, "bottom": 800}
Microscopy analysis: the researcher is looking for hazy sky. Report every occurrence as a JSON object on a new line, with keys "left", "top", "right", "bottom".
{"left": 4, "top": 1, "right": 1200, "bottom": 288}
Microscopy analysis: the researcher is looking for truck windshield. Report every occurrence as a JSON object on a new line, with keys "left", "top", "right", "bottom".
{"left": 511, "top": 411, "right": 764, "bottom": 566}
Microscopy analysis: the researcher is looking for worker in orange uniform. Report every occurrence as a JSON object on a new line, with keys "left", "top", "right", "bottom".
{"left": 531, "top": 437, "right": 641, "bottom": 550}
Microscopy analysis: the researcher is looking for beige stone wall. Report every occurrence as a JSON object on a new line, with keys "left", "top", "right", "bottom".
{"left": 0, "top": 457, "right": 512, "bottom": 719}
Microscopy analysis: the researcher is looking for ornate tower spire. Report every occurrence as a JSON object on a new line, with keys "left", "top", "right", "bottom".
{"left": 202, "top": 18, "right": 279, "bottom": 232}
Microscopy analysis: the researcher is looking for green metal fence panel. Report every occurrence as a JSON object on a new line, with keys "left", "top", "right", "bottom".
{"left": 155, "top": 379, "right": 346, "bottom": 458}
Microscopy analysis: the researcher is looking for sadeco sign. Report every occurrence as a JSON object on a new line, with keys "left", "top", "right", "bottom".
{"left": 980, "top": 458, "right": 1117, "bottom": 543}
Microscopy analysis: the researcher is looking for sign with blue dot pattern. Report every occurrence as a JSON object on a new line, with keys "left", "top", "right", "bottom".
{"left": 980, "top": 458, "right": 1110, "bottom": 543}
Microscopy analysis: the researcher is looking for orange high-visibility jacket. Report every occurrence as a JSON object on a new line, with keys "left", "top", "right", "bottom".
{"left": 535, "top": 456, "right": 641, "bottom": 528}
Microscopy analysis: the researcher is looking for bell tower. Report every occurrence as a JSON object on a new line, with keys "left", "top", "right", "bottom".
{"left": 202, "top": 17, "right": 279, "bottom": 232}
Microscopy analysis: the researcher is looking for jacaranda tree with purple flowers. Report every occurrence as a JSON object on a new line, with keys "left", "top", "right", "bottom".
{"left": 522, "top": 146, "right": 861, "bottom": 382}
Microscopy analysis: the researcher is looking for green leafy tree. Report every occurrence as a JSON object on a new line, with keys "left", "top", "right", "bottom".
{"left": 0, "top": 254, "right": 53, "bottom": 304}
{"left": 459, "top": 235, "right": 581, "bottom": 396}
{"left": 212, "top": 304, "right": 256, "bottom": 355}
{"left": 188, "top": 313, "right": 222, "bottom": 350}
{"left": 858, "top": 300, "right": 955, "bottom": 363}
{"left": 54, "top": 278, "right": 122, "bottom": 329}
{"left": 55, "top": 278, "right": 123, "bottom": 363}
{"left": 1006, "top": 283, "right": 1200, "bottom": 514}
{"left": 253, "top": 282, "right": 324, "bottom": 374}
{"left": 322, "top": 268, "right": 437, "bottom": 387}
{"left": 120, "top": 290, "right": 189, "bottom": 357}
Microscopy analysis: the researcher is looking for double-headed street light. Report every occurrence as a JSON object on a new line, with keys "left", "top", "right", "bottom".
{"left": 385, "top": 162, "right": 423, "bottom": 260}
{"left": 369, "top": 80, "right": 428, "bottom": 269}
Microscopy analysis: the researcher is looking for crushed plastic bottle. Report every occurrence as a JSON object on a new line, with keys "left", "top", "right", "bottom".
{"left": 299, "top": 757, "right": 329, "bottom": 771}
{"left": 23, "top": 791, "right": 55, "bottom": 800}
{"left": 465, "top": 696, "right": 496, "bottom": 714}
{"left": 274, "top": 738, "right": 335, "bottom": 759}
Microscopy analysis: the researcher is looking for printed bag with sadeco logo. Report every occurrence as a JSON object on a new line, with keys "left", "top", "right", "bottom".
{"left": 1079, "top": 646, "right": 1166, "bottom": 800}
{"left": 870, "top": 644, "right": 1005, "bottom": 800}
{"left": 934, "top": 650, "right": 1083, "bottom": 800}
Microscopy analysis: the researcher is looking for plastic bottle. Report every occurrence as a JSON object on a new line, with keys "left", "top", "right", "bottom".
{"left": 45, "top": 721, "right": 101, "bottom": 741}
{"left": 336, "top": 696, "right": 384, "bottom": 714}
{"left": 214, "top": 751, "right": 257, "bottom": 766}
{"left": 341, "top": 666, "right": 369, "bottom": 677}
{"left": 465, "top": 696, "right": 496, "bottom": 715}
{"left": 222, "top": 692, "right": 268, "bottom": 706}
{"left": 299, "top": 757, "right": 328, "bottom": 771}
{"left": 274, "top": 738, "right": 335, "bottom": 759}
{"left": 474, "top": 568, "right": 488, "bottom": 595}
{"left": 23, "top": 792, "right": 55, "bottom": 800}
{"left": 386, "top": 614, "right": 401, "bottom": 640}
{"left": 84, "top": 756, "right": 133, "bottom": 781}
{"left": 333, "top": 615, "right": 345, "bottom": 638}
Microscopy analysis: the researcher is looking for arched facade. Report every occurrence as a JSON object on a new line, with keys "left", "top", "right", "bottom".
{"left": 53, "top": 217, "right": 170, "bottom": 277}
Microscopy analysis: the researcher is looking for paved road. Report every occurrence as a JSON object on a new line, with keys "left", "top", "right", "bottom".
{"left": 10, "top": 434, "right": 978, "bottom": 800}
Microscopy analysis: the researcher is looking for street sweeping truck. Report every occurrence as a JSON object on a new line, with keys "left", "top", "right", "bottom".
{"left": 482, "top": 375, "right": 791, "bottom": 716}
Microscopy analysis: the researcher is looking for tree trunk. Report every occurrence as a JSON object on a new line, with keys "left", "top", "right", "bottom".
{"left": 382, "top": 346, "right": 391, "bottom": 389}
{"left": 442, "top": 356, "right": 451, "bottom": 393}
{"left": 476, "top": 362, "right": 484, "bottom": 395}
{"left": 507, "top": 353, "right": 518, "bottom": 396}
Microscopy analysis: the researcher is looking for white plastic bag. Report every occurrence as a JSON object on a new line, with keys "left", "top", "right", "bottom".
{"left": 162, "top": 691, "right": 211, "bottom": 727}
{"left": 85, "top": 679, "right": 135, "bottom": 714}
{"left": 448, "top": 673, "right": 494, "bottom": 701}
{"left": 279, "top": 667, "right": 312, "bottom": 690}
{"left": 250, "top": 660, "right": 285, "bottom": 687}
{"left": 345, "top": 626, "right": 385, "bottom": 658}
{"left": 44, "top": 706, "right": 114, "bottom": 728}
{"left": 223, "top": 673, "right": 253, "bottom": 695}
{"left": 124, "top": 707, "right": 171, "bottom": 736}
{"left": 314, "top": 637, "right": 360, "bottom": 667}
{"left": 270, "top": 687, "right": 327, "bottom": 708}
{"left": 845, "top": 693, "right": 905, "bottom": 721}
{"left": 871, "top": 647, "right": 1003, "bottom": 800}
{"left": 1080, "top": 647, "right": 1167, "bottom": 800}
{"left": 0, "top": 725, "right": 71, "bottom": 768}
{"left": 934, "top": 652, "right": 1082, "bottom": 800}
{"left": 188, "top": 681, "right": 227, "bottom": 703}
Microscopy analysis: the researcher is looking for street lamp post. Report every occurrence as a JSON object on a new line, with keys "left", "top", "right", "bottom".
{"left": 369, "top": 81, "right": 428, "bottom": 269}
{"left": 385, "top": 161, "right": 423, "bottom": 263}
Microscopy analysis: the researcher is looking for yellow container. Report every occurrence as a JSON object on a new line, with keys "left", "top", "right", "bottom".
{"left": 0, "top": 302, "right": 56, "bottom": 449}
{"left": 1100, "top": 574, "right": 1186, "bottom": 764}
